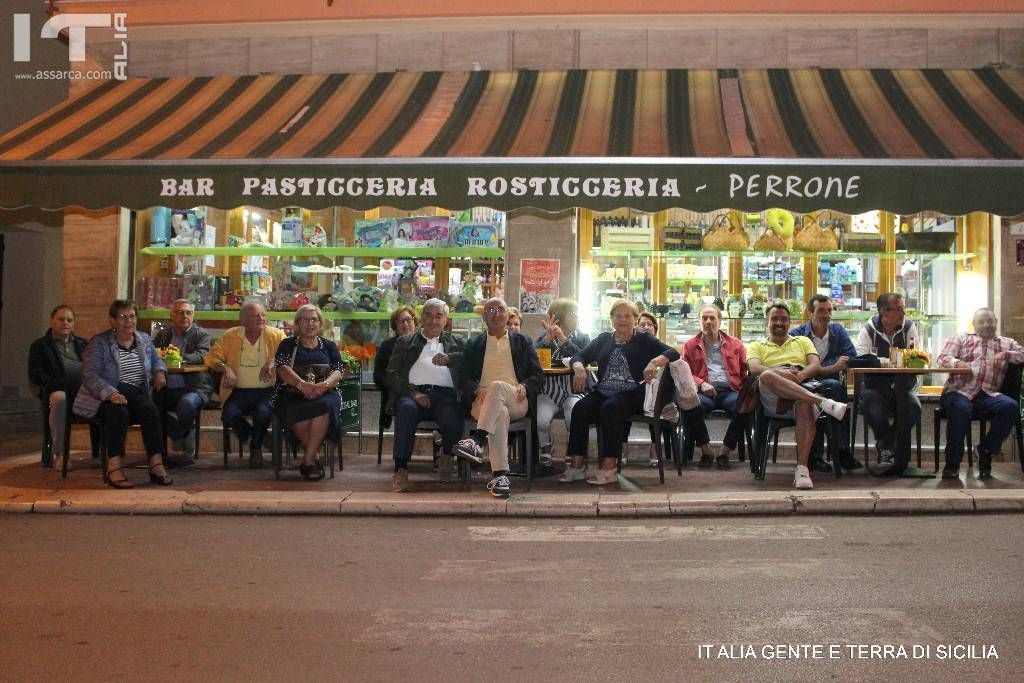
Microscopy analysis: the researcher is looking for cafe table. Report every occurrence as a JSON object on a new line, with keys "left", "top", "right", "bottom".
{"left": 848, "top": 366, "right": 972, "bottom": 477}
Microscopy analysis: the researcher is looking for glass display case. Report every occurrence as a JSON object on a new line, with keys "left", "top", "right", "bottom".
{"left": 132, "top": 205, "right": 502, "bottom": 382}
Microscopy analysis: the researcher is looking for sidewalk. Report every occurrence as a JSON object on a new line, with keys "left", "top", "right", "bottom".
{"left": 2, "top": 433, "right": 1024, "bottom": 516}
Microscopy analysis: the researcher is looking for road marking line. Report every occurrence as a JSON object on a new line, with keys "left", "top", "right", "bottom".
{"left": 467, "top": 524, "right": 827, "bottom": 542}
{"left": 424, "top": 558, "right": 841, "bottom": 580}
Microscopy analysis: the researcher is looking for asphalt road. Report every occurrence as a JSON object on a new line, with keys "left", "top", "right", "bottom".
{"left": 1, "top": 514, "right": 1022, "bottom": 682}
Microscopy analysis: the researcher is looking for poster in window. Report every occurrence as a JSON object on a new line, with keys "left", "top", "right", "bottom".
{"left": 519, "top": 259, "right": 559, "bottom": 314}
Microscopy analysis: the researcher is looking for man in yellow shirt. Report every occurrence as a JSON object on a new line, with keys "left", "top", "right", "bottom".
{"left": 204, "top": 302, "right": 285, "bottom": 467}
{"left": 747, "top": 303, "right": 848, "bottom": 489}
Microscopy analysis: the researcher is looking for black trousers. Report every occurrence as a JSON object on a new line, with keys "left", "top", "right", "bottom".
{"left": 567, "top": 387, "right": 646, "bottom": 462}
{"left": 99, "top": 382, "right": 164, "bottom": 458}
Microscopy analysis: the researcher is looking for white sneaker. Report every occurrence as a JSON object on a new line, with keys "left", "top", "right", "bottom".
{"left": 793, "top": 464, "right": 814, "bottom": 489}
{"left": 559, "top": 466, "right": 587, "bottom": 483}
{"left": 586, "top": 469, "right": 618, "bottom": 486}
{"left": 819, "top": 398, "right": 848, "bottom": 421}
{"left": 454, "top": 438, "right": 485, "bottom": 464}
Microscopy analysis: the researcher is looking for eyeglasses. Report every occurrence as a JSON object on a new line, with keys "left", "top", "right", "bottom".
{"left": 172, "top": 309, "right": 194, "bottom": 315}
{"left": 396, "top": 317, "right": 415, "bottom": 324}
{"left": 485, "top": 306, "right": 506, "bottom": 315}
{"left": 116, "top": 313, "right": 137, "bottom": 320}
{"left": 297, "top": 317, "right": 320, "bottom": 324}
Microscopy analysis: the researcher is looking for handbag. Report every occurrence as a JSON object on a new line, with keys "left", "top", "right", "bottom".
{"left": 734, "top": 373, "right": 760, "bottom": 415}
{"left": 284, "top": 344, "right": 333, "bottom": 396}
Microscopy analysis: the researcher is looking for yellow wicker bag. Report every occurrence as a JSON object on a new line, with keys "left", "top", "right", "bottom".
{"left": 753, "top": 230, "right": 789, "bottom": 251}
{"left": 702, "top": 214, "right": 750, "bottom": 251}
{"left": 793, "top": 214, "right": 839, "bottom": 252}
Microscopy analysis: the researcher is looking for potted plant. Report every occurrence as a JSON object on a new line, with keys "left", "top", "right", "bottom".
{"left": 903, "top": 348, "right": 930, "bottom": 369}
{"left": 159, "top": 344, "right": 183, "bottom": 369}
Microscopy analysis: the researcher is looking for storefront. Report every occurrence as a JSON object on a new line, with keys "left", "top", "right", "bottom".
{"left": 1, "top": 67, "right": 1022, "bottom": 385}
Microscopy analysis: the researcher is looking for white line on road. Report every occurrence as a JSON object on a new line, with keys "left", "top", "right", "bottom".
{"left": 467, "top": 525, "right": 827, "bottom": 542}
{"left": 424, "top": 558, "right": 844, "bottom": 581}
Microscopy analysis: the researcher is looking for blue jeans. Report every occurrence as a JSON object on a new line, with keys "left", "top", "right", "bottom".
{"left": 941, "top": 391, "right": 1019, "bottom": 465}
{"left": 163, "top": 387, "right": 205, "bottom": 440}
{"left": 689, "top": 389, "right": 746, "bottom": 449}
{"left": 392, "top": 387, "right": 464, "bottom": 470}
{"left": 221, "top": 387, "right": 274, "bottom": 449}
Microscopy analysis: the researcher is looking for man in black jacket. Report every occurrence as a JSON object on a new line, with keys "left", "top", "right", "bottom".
{"left": 384, "top": 299, "right": 464, "bottom": 493}
{"left": 455, "top": 298, "right": 543, "bottom": 498}
{"left": 28, "top": 305, "right": 88, "bottom": 468}
{"left": 153, "top": 299, "right": 213, "bottom": 464}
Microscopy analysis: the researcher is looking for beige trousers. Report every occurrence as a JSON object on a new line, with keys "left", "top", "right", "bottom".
{"left": 471, "top": 381, "right": 528, "bottom": 472}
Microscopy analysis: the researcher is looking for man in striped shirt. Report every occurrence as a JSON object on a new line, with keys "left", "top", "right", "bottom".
{"left": 936, "top": 308, "right": 1024, "bottom": 480}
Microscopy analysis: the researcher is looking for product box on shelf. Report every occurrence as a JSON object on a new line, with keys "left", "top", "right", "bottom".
{"left": 354, "top": 218, "right": 395, "bottom": 247}
{"left": 169, "top": 209, "right": 204, "bottom": 247}
{"left": 281, "top": 213, "right": 304, "bottom": 247}
{"left": 395, "top": 216, "right": 451, "bottom": 248}
{"left": 450, "top": 223, "right": 499, "bottom": 248}
{"left": 140, "top": 276, "right": 183, "bottom": 309}
{"left": 182, "top": 274, "right": 220, "bottom": 310}
{"left": 601, "top": 225, "right": 654, "bottom": 250}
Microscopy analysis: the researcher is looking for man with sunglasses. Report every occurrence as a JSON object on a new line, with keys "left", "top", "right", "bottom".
{"left": 153, "top": 299, "right": 213, "bottom": 465}
{"left": 456, "top": 298, "right": 544, "bottom": 498}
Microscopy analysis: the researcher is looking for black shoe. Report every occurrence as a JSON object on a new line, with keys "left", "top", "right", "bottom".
{"left": 715, "top": 454, "right": 731, "bottom": 470}
{"left": 941, "top": 462, "right": 960, "bottom": 480}
{"left": 809, "top": 457, "right": 832, "bottom": 474}
{"left": 977, "top": 447, "right": 992, "bottom": 479}
{"left": 839, "top": 451, "right": 863, "bottom": 471}
{"left": 105, "top": 466, "right": 134, "bottom": 489}
{"left": 148, "top": 464, "right": 173, "bottom": 486}
{"left": 299, "top": 458, "right": 325, "bottom": 482}
{"left": 698, "top": 453, "right": 714, "bottom": 468}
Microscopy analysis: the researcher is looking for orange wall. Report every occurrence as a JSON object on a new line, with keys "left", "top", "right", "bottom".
{"left": 52, "top": 1, "right": 1024, "bottom": 26}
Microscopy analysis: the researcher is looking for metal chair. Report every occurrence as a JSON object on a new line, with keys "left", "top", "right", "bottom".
{"left": 270, "top": 413, "right": 339, "bottom": 480}
{"left": 933, "top": 362, "right": 1024, "bottom": 472}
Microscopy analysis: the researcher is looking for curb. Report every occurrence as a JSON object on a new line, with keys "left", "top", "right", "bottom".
{"left": 3, "top": 488, "right": 1024, "bottom": 516}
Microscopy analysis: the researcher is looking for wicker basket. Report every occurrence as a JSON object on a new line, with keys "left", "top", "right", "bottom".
{"left": 793, "top": 216, "right": 838, "bottom": 251}
{"left": 702, "top": 215, "right": 750, "bottom": 251}
{"left": 753, "top": 230, "right": 789, "bottom": 251}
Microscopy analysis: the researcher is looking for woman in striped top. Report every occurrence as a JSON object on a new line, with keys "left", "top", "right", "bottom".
{"left": 74, "top": 300, "right": 171, "bottom": 488}
{"left": 534, "top": 298, "right": 591, "bottom": 467}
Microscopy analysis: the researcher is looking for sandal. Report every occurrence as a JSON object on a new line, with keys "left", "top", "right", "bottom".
{"left": 149, "top": 464, "right": 173, "bottom": 486}
{"left": 299, "top": 458, "right": 325, "bottom": 482}
{"left": 105, "top": 466, "right": 134, "bottom": 489}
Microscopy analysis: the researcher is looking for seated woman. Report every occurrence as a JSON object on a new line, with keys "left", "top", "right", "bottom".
{"left": 534, "top": 298, "right": 591, "bottom": 466}
{"left": 629, "top": 310, "right": 661, "bottom": 467}
{"left": 72, "top": 300, "right": 171, "bottom": 488}
{"left": 28, "top": 305, "right": 88, "bottom": 469}
{"left": 273, "top": 304, "right": 346, "bottom": 481}
{"left": 373, "top": 306, "right": 418, "bottom": 431}
{"left": 560, "top": 299, "right": 680, "bottom": 485}
{"left": 506, "top": 307, "right": 525, "bottom": 335}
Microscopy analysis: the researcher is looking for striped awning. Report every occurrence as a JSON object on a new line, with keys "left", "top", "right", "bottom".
{"left": 1, "top": 68, "right": 1023, "bottom": 214}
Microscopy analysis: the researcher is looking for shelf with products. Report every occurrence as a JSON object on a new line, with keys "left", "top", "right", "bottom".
{"left": 132, "top": 205, "right": 505, "bottom": 380}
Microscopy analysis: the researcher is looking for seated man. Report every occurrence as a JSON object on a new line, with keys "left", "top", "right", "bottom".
{"left": 789, "top": 294, "right": 862, "bottom": 472}
{"left": 204, "top": 302, "right": 284, "bottom": 467}
{"left": 936, "top": 307, "right": 1024, "bottom": 479}
{"left": 384, "top": 299, "right": 465, "bottom": 492}
{"left": 682, "top": 304, "right": 748, "bottom": 470}
{"left": 854, "top": 292, "right": 920, "bottom": 471}
{"left": 153, "top": 299, "right": 213, "bottom": 465}
{"left": 747, "top": 303, "right": 848, "bottom": 490}
{"left": 455, "top": 298, "right": 544, "bottom": 498}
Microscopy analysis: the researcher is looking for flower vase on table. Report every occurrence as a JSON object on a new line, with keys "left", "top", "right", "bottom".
{"left": 159, "top": 344, "right": 183, "bottom": 369}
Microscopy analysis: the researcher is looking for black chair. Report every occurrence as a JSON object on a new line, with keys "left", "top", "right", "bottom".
{"left": 850, "top": 371, "right": 923, "bottom": 467}
{"left": 681, "top": 409, "right": 752, "bottom": 465}
{"left": 463, "top": 416, "right": 534, "bottom": 489}
{"left": 750, "top": 400, "right": 843, "bottom": 481}
{"left": 61, "top": 411, "right": 107, "bottom": 480}
{"left": 933, "top": 362, "right": 1024, "bottom": 472}
{"left": 41, "top": 395, "right": 100, "bottom": 468}
{"left": 270, "top": 413, "right": 340, "bottom": 480}
{"left": 606, "top": 369, "right": 680, "bottom": 484}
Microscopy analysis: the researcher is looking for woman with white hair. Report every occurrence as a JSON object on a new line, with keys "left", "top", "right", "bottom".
{"left": 272, "top": 304, "right": 346, "bottom": 481}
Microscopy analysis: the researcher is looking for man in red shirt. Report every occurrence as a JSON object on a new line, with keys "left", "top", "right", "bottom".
{"left": 682, "top": 305, "right": 748, "bottom": 469}
{"left": 936, "top": 307, "right": 1024, "bottom": 479}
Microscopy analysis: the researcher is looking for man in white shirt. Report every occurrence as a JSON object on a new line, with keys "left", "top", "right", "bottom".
{"left": 384, "top": 299, "right": 465, "bottom": 493}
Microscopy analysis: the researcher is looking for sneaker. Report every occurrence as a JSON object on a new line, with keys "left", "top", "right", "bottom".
{"left": 819, "top": 398, "right": 848, "bottom": 421}
{"left": 698, "top": 453, "right": 714, "bottom": 468}
{"left": 877, "top": 448, "right": 895, "bottom": 467}
{"left": 715, "top": 454, "right": 731, "bottom": 470}
{"left": 559, "top": 466, "right": 587, "bottom": 483}
{"left": 454, "top": 438, "right": 484, "bottom": 465}
{"left": 183, "top": 431, "right": 197, "bottom": 460}
{"left": 942, "top": 462, "right": 960, "bottom": 480}
{"left": 586, "top": 469, "right": 618, "bottom": 486}
{"left": 392, "top": 469, "right": 411, "bottom": 492}
{"left": 437, "top": 454, "right": 453, "bottom": 483}
{"left": 487, "top": 474, "right": 511, "bottom": 498}
{"left": 793, "top": 465, "right": 813, "bottom": 489}
{"left": 539, "top": 450, "right": 554, "bottom": 468}
{"left": 977, "top": 447, "right": 993, "bottom": 479}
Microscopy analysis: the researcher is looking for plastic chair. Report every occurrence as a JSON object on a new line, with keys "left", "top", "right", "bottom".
{"left": 933, "top": 362, "right": 1024, "bottom": 472}
{"left": 681, "top": 408, "right": 752, "bottom": 465}
{"left": 603, "top": 369, "right": 680, "bottom": 484}
{"left": 270, "top": 413, "right": 339, "bottom": 480}
{"left": 463, "top": 416, "right": 534, "bottom": 490}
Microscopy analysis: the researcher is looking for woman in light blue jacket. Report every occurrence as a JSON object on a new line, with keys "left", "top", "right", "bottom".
{"left": 73, "top": 300, "right": 171, "bottom": 488}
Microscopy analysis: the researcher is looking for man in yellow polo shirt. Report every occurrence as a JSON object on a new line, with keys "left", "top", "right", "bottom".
{"left": 747, "top": 303, "right": 848, "bottom": 489}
